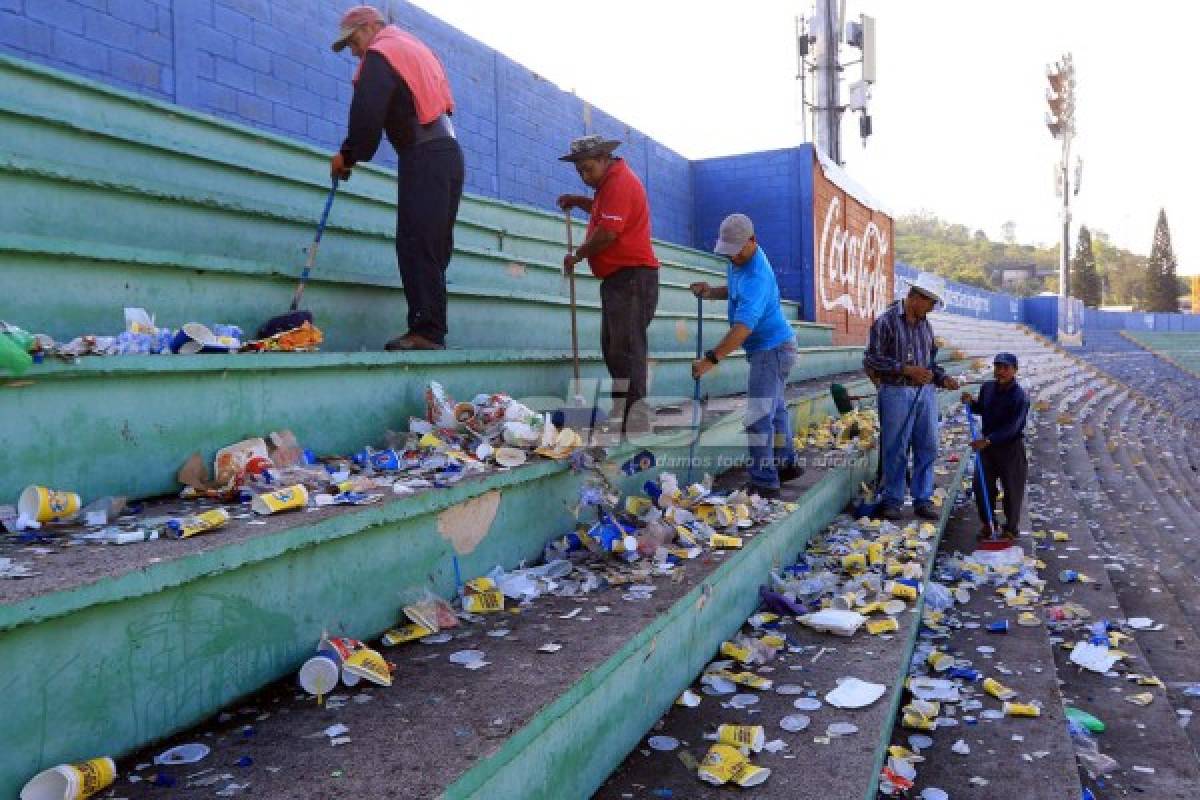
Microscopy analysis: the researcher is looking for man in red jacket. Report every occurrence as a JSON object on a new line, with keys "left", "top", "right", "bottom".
{"left": 557, "top": 136, "right": 660, "bottom": 435}
{"left": 331, "top": 6, "right": 464, "bottom": 351}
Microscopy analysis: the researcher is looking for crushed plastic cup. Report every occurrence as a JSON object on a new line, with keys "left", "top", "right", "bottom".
{"left": 697, "top": 744, "right": 746, "bottom": 786}
{"left": 463, "top": 591, "right": 505, "bottom": 613}
{"left": 252, "top": 484, "right": 309, "bottom": 515}
{"left": 153, "top": 743, "right": 210, "bottom": 765}
{"left": 885, "top": 580, "right": 918, "bottom": 601}
{"left": 20, "top": 757, "right": 115, "bottom": 800}
{"left": 983, "top": 677, "right": 1017, "bottom": 701}
{"left": 1004, "top": 701, "right": 1041, "bottom": 717}
{"left": 342, "top": 647, "right": 392, "bottom": 686}
{"left": 166, "top": 508, "right": 230, "bottom": 539}
{"left": 716, "top": 724, "right": 765, "bottom": 752}
{"left": 729, "top": 761, "right": 771, "bottom": 788}
{"left": 18, "top": 486, "right": 82, "bottom": 523}
{"left": 298, "top": 655, "right": 340, "bottom": 697}
{"left": 867, "top": 617, "right": 899, "bottom": 635}
{"left": 710, "top": 533, "right": 743, "bottom": 549}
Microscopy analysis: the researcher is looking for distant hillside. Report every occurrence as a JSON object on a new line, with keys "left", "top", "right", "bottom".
{"left": 895, "top": 211, "right": 1150, "bottom": 303}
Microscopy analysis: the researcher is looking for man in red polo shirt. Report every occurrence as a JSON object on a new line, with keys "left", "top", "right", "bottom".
{"left": 557, "top": 135, "right": 660, "bottom": 435}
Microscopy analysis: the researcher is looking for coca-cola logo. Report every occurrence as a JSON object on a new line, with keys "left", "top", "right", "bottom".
{"left": 817, "top": 195, "right": 890, "bottom": 320}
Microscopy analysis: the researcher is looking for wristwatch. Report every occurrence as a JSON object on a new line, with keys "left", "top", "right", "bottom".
{"left": 704, "top": 349, "right": 720, "bottom": 365}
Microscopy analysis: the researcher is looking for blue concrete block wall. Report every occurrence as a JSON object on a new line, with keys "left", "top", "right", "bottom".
{"left": 0, "top": 0, "right": 694, "bottom": 245}
{"left": 693, "top": 146, "right": 810, "bottom": 314}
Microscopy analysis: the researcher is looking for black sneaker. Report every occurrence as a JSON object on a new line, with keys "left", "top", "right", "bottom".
{"left": 913, "top": 503, "right": 940, "bottom": 520}
{"left": 876, "top": 504, "right": 903, "bottom": 521}
{"left": 777, "top": 464, "right": 805, "bottom": 483}
{"left": 744, "top": 483, "right": 781, "bottom": 500}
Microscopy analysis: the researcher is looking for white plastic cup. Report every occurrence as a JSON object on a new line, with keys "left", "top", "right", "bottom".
{"left": 298, "top": 655, "right": 339, "bottom": 696}
{"left": 21, "top": 757, "right": 115, "bottom": 800}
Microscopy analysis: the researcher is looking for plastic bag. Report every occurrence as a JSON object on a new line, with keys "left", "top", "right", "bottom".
{"left": 1068, "top": 720, "right": 1119, "bottom": 776}
{"left": 923, "top": 581, "right": 954, "bottom": 611}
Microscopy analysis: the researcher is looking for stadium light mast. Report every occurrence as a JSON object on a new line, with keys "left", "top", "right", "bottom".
{"left": 1046, "top": 53, "right": 1080, "bottom": 335}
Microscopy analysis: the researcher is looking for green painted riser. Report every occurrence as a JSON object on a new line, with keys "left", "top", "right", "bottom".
{"left": 0, "top": 404, "right": 823, "bottom": 798}
{"left": 444, "top": 453, "right": 874, "bottom": 800}
{"left": 0, "top": 346, "right": 865, "bottom": 503}
{"left": 0, "top": 58, "right": 746, "bottom": 302}
{"left": 0, "top": 166, "right": 805, "bottom": 337}
{"left": 0, "top": 246, "right": 828, "bottom": 352}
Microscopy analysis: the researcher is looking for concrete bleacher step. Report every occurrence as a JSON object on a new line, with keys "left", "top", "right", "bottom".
{"left": 0, "top": 53, "right": 814, "bottom": 350}
{"left": 0, "top": 345, "right": 870, "bottom": 503}
{"left": 881, "top": 478, "right": 1083, "bottom": 800}
{"left": 1029, "top": 380, "right": 1200, "bottom": 795}
{"left": 0, "top": 376, "right": 877, "bottom": 799}
{"left": 594, "top": 397, "right": 973, "bottom": 800}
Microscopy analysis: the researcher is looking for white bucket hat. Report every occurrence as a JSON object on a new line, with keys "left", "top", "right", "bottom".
{"left": 908, "top": 272, "right": 945, "bottom": 306}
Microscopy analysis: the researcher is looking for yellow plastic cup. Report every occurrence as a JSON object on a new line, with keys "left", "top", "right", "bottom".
{"left": 901, "top": 711, "right": 936, "bottom": 731}
{"left": 710, "top": 533, "right": 743, "bottom": 549}
{"left": 720, "top": 640, "right": 751, "bottom": 663}
{"left": 18, "top": 486, "right": 81, "bottom": 523}
{"left": 1004, "top": 701, "right": 1041, "bottom": 717}
{"left": 168, "top": 508, "right": 230, "bottom": 539}
{"left": 867, "top": 541, "right": 884, "bottom": 565}
{"left": 886, "top": 580, "right": 918, "bottom": 601}
{"left": 841, "top": 552, "right": 867, "bottom": 571}
{"left": 716, "top": 723, "right": 765, "bottom": 752}
{"left": 984, "top": 677, "right": 1016, "bottom": 700}
{"left": 21, "top": 757, "right": 115, "bottom": 800}
{"left": 867, "top": 617, "right": 899, "bottom": 635}
{"left": 342, "top": 647, "right": 392, "bottom": 687}
{"left": 697, "top": 744, "right": 746, "bottom": 786}
{"left": 926, "top": 650, "right": 954, "bottom": 672}
{"left": 463, "top": 591, "right": 505, "bottom": 613}
{"left": 730, "top": 761, "right": 771, "bottom": 788}
{"left": 251, "top": 484, "right": 309, "bottom": 515}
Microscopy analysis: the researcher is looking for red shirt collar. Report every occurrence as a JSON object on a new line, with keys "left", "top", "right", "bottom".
{"left": 597, "top": 157, "right": 626, "bottom": 188}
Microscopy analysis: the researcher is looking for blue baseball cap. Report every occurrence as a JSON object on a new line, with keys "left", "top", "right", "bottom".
{"left": 993, "top": 352, "right": 1018, "bottom": 368}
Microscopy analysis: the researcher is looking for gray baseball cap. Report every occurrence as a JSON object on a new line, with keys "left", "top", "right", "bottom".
{"left": 714, "top": 213, "right": 754, "bottom": 256}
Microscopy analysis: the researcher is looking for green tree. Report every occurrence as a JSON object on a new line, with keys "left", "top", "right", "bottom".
{"left": 1141, "top": 209, "right": 1179, "bottom": 312}
{"left": 1070, "top": 226, "right": 1103, "bottom": 307}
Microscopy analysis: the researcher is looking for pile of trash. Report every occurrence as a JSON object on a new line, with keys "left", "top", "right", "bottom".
{"left": 0, "top": 307, "right": 322, "bottom": 376}
{"left": 795, "top": 408, "right": 878, "bottom": 454}
{"left": 878, "top": 543, "right": 1049, "bottom": 795}
{"left": 1, "top": 382, "right": 590, "bottom": 551}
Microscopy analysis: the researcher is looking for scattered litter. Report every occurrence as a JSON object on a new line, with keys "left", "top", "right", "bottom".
{"left": 825, "top": 677, "right": 886, "bottom": 709}
{"left": 779, "top": 714, "right": 810, "bottom": 732}
{"left": 647, "top": 736, "right": 679, "bottom": 752}
{"left": 154, "top": 743, "right": 210, "bottom": 765}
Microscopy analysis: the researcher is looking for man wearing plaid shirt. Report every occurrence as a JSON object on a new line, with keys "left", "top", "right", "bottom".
{"left": 863, "top": 274, "right": 960, "bottom": 520}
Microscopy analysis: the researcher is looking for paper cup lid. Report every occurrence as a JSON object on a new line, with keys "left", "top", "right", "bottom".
{"left": 17, "top": 486, "right": 41, "bottom": 520}
{"left": 298, "top": 655, "right": 340, "bottom": 695}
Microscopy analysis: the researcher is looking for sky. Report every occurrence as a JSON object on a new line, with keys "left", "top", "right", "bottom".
{"left": 411, "top": 0, "right": 1198, "bottom": 273}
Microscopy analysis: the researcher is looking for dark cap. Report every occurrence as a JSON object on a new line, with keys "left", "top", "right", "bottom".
{"left": 993, "top": 352, "right": 1018, "bottom": 368}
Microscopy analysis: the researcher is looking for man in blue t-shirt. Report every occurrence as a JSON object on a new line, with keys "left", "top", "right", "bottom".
{"left": 962, "top": 352, "right": 1030, "bottom": 539}
{"left": 690, "top": 213, "right": 800, "bottom": 498}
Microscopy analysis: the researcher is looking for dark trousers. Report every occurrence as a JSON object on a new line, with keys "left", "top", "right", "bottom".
{"left": 395, "top": 138, "right": 465, "bottom": 345}
{"left": 599, "top": 267, "right": 659, "bottom": 430}
{"left": 973, "top": 438, "right": 1027, "bottom": 533}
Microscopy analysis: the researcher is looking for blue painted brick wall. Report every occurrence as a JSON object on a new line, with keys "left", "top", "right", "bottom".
{"left": 0, "top": 0, "right": 694, "bottom": 245}
{"left": 693, "top": 147, "right": 809, "bottom": 311}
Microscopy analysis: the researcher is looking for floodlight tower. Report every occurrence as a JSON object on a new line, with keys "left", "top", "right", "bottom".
{"left": 1046, "top": 54, "right": 1080, "bottom": 311}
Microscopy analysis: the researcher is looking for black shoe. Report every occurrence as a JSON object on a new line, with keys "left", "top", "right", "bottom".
{"left": 744, "top": 483, "right": 781, "bottom": 500}
{"left": 876, "top": 504, "right": 903, "bottom": 521}
{"left": 914, "top": 503, "right": 939, "bottom": 520}
{"left": 777, "top": 464, "right": 805, "bottom": 483}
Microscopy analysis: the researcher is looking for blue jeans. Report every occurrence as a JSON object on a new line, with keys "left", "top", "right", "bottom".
{"left": 878, "top": 384, "right": 938, "bottom": 507}
{"left": 745, "top": 341, "right": 798, "bottom": 488}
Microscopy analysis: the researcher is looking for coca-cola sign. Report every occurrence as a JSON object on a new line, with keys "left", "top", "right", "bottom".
{"left": 811, "top": 155, "right": 894, "bottom": 345}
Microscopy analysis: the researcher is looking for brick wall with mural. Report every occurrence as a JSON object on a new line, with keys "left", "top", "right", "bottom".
{"left": 810, "top": 151, "right": 894, "bottom": 345}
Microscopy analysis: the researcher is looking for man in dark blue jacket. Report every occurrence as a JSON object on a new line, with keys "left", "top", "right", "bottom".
{"left": 962, "top": 352, "right": 1029, "bottom": 539}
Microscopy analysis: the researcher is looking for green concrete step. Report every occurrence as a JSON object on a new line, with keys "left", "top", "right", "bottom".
{"left": 0, "top": 233, "right": 829, "bottom": 352}
{"left": 1, "top": 345, "right": 866, "bottom": 503}
{"left": 0, "top": 54, "right": 812, "bottom": 345}
{"left": 0, "top": 385, "right": 855, "bottom": 799}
